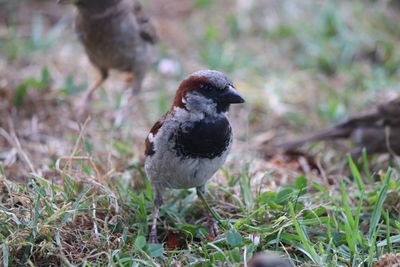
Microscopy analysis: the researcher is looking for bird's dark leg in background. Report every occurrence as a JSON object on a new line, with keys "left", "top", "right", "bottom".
{"left": 78, "top": 68, "right": 108, "bottom": 119}
{"left": 149, "top": 184, "right": 163, "bottom": 243}
{"left": 131, "top": 68, "right": 146, "bottom": 96}
{"left": 196, "top": 185, "right": 220, "bottom": 237}
{"left": 108, "top": 69, "right": 148, "bottom": 126}
{"left": 110, "top": 68, "right": 151, "bottom": 126}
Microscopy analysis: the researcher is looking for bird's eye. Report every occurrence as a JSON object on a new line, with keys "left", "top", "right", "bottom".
{"left": 199, "top": 84, "right": 212, "bottom": 90}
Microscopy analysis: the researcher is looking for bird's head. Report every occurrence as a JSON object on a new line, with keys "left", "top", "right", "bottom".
{"left": 172, "top": 70, "right": 245, "bottom": 115}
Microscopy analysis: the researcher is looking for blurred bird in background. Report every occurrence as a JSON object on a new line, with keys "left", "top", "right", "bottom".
{"left": 57, "top": 0, "right": 159, "bottom": 117}
{"left": 275, "top": 97, "right": 400, "bottom": 158}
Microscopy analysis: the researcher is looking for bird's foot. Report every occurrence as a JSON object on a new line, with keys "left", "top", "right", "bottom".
{"left": 105, "top": 105, "right": 131, "bottom": 127}
{"left": 131, "top": 86, "right": 141, "bottom": 96}
{"left": 76, "top": 103, "right": 90, "bottom": 122}
{"left": 202, "top": 217, "right": 218, "bottom": 241}
{"left": 125, "top": 73, "right": 134, "bottom": 84}
{"left": 208, "top": 216, "right": 219, "bottom": 237}
{"left": 148, "top": 229, "right": 158, "bottom": 244}
{"left": 75, "top": 90, "right": 97, "bottom": 121}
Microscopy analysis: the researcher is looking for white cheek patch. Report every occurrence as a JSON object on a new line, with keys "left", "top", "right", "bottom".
{"left": 182, "top": 97, "right": 187, "bottom": 104}
{"left": 184, "top": 93, "right": 217, "bottom": 117}
{"left": 148, "top": 133, "right": 155, "bottom": 142}
{"left": 169, "top": 106, "right": 205, "bottom": 125}
{"left": 172, "top": 106, "right": 189, "bottom": 119}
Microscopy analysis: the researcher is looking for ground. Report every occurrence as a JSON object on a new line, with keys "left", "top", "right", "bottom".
{"left": 0, "top": 0, "right": 400, "bottom": 266}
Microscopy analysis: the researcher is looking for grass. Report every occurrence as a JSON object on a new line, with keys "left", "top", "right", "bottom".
{"left": 1, "top": 0, "right": 400, "bottom": 266}
{"left": 1, "top": 156, "right": 399, "bottom": 266}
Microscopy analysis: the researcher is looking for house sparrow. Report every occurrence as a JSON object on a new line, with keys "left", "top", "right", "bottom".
{"left": 144, "top": 70, "right": 245, "bottom": 243}
{"left": 58, "top": 0, "right": 158, "bottom": 116}
{"left": 247, "top": 252, "right": 295, "bottom": 267}
{"left": 275, "top": 97, "right": 400, "bottom": 157}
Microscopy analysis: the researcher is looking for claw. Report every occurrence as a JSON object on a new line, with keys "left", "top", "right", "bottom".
{"left": 148, "top": 205, "right": 160, "bottom": 244}
{"left": 148, "top": 229, "right": 158, "bottom": 244}
{"left": 207, "top": 216, "right": 219, "bottom": 237}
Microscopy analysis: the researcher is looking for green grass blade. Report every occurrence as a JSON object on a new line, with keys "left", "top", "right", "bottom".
{"left": 2, "top": 243, "right": 9, "bottom": 267}
{"left": 288, "top": 202, "right": 321, "bottom": 264}
{"left": 361, "top": 148, "right": 373, "bottom": 183}
{"left": 377, "top": 235, "right": 400, "bottom": 247}
{"left": 61, "top": 186, "right": 90, "bottom": 224}
{"left": 343, "top": 219, "right": 356, "bottom": 254}
{"left": 384, "top": 210, "right": 391, "bottom": 252}
{"left": 367, "top": 225, "right": 380, "bottom": 265}
{"left": 347, "top": 154, "right": 364, "bottom": 191}
{"left": 368, "top": 168, "right": 391, "bottom": 242}
{"left": 340, "top": 180, "right": 355, "bottom": 230}
{"left": 240, "top": 163, "right": 253, "bottom": 211}
{"left": 354, "top": 190, "right": 365, "bottom": 245}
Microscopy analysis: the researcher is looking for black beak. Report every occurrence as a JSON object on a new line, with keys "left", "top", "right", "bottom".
{"left": 223, "top": 85, "right": 245, "bottom": 104}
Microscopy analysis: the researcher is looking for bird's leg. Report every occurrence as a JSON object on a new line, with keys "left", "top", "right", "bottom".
{"left": 108, "top": 92, "right": 152, "bottom": 127}
{"left": 130, "top": 69, "right": 145, "bottom": 96}
{"left": 124, "top": 73, "right": 134, "bottom": 84}
{"left": 149, "top": 206, "right": 160, "bottom": 244}
{"left": 109, "top": 71, "right": 149, "bottom": 126}
{"left": 78, "top": 68, "right": 108, "bottom": 119}
{"left": 196, "top": 186, "right": 223, "bottom": 237}
{"left": 85, "top": 69, "right": 108, "bottom": 102}
{"left": 149, "top": 184, "right": 163, "bottom": 244}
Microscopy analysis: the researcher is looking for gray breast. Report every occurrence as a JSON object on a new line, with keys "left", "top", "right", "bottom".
{"left": 145, "top": 116, "right": 233, "bottom": 189}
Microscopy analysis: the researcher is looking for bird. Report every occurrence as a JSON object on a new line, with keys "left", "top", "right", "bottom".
{"left": 57, "top": 0, "right": 159, "bottom": 116}
{"left": 247, "top": 252, "right": 295, "bottom": 267}
{"left": 144, "top": 70, "right": 245, "bottom": 243}
{"left": 275, "top": 97, "right": 400, "bottom": 157}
